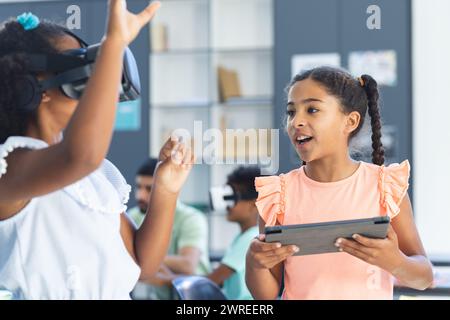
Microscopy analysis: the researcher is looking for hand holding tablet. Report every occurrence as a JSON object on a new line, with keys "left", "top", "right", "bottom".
{"left": 264, "top": 216, "right": 390, "bottom": 256}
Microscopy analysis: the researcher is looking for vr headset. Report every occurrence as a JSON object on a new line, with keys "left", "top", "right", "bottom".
{"left": 209, "top": 184, "right": 258, "bottom": 212}
{"left": 17, "top": 30, "right": 140, "bottom": 112}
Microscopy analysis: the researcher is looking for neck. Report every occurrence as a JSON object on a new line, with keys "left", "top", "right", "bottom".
{"left": 239, "top": 215, "right": 257, "bottom": 233}
{"left": 303, "top": 152, "right": 360, "bottom": 183}
{"left": 26, "top": 118, "right": 62, "bottom": 145}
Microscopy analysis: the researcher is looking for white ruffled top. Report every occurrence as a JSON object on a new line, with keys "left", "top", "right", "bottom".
{"left": 0, "top": 136, "right": 140, "bottom": 300}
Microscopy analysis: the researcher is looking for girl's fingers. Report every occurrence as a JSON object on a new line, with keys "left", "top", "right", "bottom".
{"left": 266, "top": 245, "right": 299, "bottom": 258}
{"left": 337, "top": 239, "right": 374, "bottom": 262}
{"left": 337, "top": 238, "right": 373, "bottom": 255}
{"left": 260, "top": 250, "right": 296, "bottom": 267}
{"left": 159, "top": 136, "right": 177, "bottom": 160}
{"left": 339, "top": 245, "right": 371, "bottom": 263}
{"left": 189, "top": 151, "right": 196, "bottom": 166}
{"left": 136, "top": 1, "right": 161, "bottom": 27}
{"left": 253, "top": 240, "right": 282, "bottom": 252}
{"left": 386, "top": 223, "right": 397, "bottom": 240}
{"left": 181, "top": 146, "right": 192, "bottom": 166}
{"left": 171, "top": 143, "right": 185, "bottom": 165}
{"left": 350, "top": 234, "right": 379, "bottom": 248}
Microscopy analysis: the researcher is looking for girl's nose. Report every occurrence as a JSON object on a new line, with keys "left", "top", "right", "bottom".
{"left": 293, "top": 113, "right": 306, "bottom": 127}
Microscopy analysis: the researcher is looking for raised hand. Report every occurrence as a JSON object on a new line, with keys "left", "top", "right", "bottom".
{"left": 153, "top": 136, "right": 195, "bottom": 195}
{"left": 106, "top": 0, "right": 161, "bottom": 46}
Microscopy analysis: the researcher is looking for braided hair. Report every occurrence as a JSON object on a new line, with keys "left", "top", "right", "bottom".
{"left": 0, "top": 18, "right": 72, "bottom": 144}
{"left": 287, "top": 66, "right": 385, "bottom": 166}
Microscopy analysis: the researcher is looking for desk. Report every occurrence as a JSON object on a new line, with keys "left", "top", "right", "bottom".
{"left": 429, "top": 254, "right": 450, "bottom": 267}
{"left": 394, "top": 266, "right": 450, "bottom": 299}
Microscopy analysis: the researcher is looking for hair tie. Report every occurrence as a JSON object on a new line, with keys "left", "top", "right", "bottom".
{"left": 357, "top": 77, "right": 365, "bottom": 87}
{"left": 16, "top": 12, "right": 40, "bottom": 31}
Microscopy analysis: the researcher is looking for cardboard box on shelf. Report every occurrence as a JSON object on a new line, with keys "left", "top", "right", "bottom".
{"left": 151, "top": 23, "right": 168, "bottom": 52}
{"left": 217, "top": 66, "right": 241, "bottom": 103}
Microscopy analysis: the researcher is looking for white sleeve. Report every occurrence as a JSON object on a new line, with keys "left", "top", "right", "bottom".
{"left": 0, "top": 136, "right": 48, "bottom": 179}
{"left": 100, "top": 159, "right": 132, "bottom": 206}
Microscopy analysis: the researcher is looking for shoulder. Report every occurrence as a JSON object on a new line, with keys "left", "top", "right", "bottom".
{"left": 360, "top": 160, "right": 410, "bottom": 177}
{"left": 177, "top": 202, "right": 207, "bottom": 226}
{"left": 254, "top": 168, "right": 300, "bottom": 227}
{"left": 255, "top": 168, "right": 300, "bottom": 190}
{"left": 0, "top": 136, "right": 48, "bottom": 179}
{"left": 98, "top": 159, "right": 131, "bottom": 205}
{"left": 361, "top": 160, "right": 411, "bottom": 219}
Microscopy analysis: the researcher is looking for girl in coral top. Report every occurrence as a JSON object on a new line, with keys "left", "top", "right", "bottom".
{"left": 245, "top": 67, "right": 433, "bottom": 300}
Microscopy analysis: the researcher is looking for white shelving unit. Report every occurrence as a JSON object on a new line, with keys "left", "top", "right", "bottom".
{"left": 149, "top": 0, "right": 274, "bottom": 254}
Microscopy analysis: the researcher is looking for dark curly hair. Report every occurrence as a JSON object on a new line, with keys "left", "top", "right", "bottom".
{"left": 0, "top": 17, "right": 73, "bottom": 144}
{"left": 227, "top": 166, "right": 261, "bottom": 200}
{"left": 287, "top": 66, "right": 385, "bottom": 166}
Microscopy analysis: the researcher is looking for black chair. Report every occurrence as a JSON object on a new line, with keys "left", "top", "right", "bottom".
{"left": 172, "top": 276, "right": 227, "bottom": 300}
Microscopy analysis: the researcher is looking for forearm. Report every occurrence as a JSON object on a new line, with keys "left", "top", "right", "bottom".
{"left": 245, "top": 263, "right": 280, "bottom": 300}
{"left": 135, "top": 179, "right": 179, "bottom": 279}
{"left": 392, "top": 253, "right": 434, "bottom": 290}
{"left": 164, "top": 255, "right": 197, "bottom": 275}
{"left": 62, "top": 38, "right": 125, "bottom": 167}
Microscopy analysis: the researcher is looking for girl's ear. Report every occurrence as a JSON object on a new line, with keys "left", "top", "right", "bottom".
{"left": 41, "top": 91, "right": 51, "bottom": 103}
{"left": 344, "top": 111, "right": 361, "bottom": 135}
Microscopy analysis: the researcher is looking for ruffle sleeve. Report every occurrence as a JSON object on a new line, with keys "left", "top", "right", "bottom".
{"left": 378, "top": 160, "right": 411, "bottom": 219}
{"left": 254, "top": 174, "right": 286, "bottom": 226}
{"left": 0, "top": 136, "right": 48, "bottom": 179}
{"left": 63, "top": 159, "right": 131, "bottom": 215}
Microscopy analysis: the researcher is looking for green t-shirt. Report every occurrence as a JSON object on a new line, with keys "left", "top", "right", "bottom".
{"left": 128, "top": 201, "right": 210, "bottom": 299}
{"left": 221, "top": 226, "right": 258, "bottom": 300}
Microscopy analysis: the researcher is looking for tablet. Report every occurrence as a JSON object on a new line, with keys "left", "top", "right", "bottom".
{"left": 264, "top": 216, "right": 390, "bottom": 256}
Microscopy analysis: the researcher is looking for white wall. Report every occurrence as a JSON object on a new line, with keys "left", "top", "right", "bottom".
{"left": 413, "top": 0, "right": 450, "bottom": 256}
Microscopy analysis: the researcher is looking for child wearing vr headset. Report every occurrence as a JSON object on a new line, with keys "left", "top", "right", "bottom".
{"left": 0, "top": 1, "right": 195, "bottom": 300}
{"left": 208, "top": 166, "right": 260, "bottom": 300}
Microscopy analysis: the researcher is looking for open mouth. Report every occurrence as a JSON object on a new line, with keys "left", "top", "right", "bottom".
{"left": 296, "top": 135, "right": 313, "bottom": 145}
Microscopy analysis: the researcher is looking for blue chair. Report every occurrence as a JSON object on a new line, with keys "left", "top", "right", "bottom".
{"left": 172, "top": 276, "right": 227, "bottom": 300}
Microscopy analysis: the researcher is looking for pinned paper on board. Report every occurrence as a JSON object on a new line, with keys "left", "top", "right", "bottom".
{"left": 348, "top": 50, "right": 397, "bottom": 86}
{"left": 115, "top": 99, "right": 141, "bottom": 131}
{"left": 291, "top": 53, "right": 341, "bottom": 77}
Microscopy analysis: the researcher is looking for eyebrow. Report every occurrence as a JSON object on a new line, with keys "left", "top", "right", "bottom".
{"left": 286, "top": 98, "right": 324, "bottom": 106}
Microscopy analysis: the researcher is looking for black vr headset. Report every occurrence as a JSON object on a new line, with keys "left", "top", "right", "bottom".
{"left": 16, "top": 30, "right": 141, "bottom": 112}
{"left": 209, "top": 184, "right": 258, "bottom": 212}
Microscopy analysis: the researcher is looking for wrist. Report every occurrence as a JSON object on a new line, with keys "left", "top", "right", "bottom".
{"left": 152, "top": 179, "right": 180, "bottom": 197}
{"left": 152, "top": 164, "right": 182, "bottom": 196}
{"left": 101, "top": 36, "right": 127, "bottom": 50}
{"left": 390, "top": 251, "right": 408, "bottom": 277}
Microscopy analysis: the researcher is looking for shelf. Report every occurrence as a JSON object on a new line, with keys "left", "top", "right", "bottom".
{"left": 159, "top": 0, "right": 208, "bottom": 3}
{"left": 150, "top": 0, "right": 209, "bottom": 51}
{"left": 212, "top": 47, "right": 273, "bottom": 54}
{"left": 211, "top": 0, "right": 274, "bottom": 49}
{"left": 151, "top": 97, "right": 273, "bottom": 109}
{"left": 152, "top": 102, "right": 211, "bottom": 109}
{"left": 149, "top": 0, "right": 274, "bottom": 253}
{"left": 150, "top": 53, "right": 210, "bottom": 106}
{"left": 216, "top": 96, "right": 273, "bottom": 107}
{"left": 150, "top": 49, "right": 210, "bottom": 56}
{"left": 150, "top": 47, "right": 273, "bottom": 56}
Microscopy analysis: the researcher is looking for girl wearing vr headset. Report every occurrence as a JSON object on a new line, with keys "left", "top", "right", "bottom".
{"left": 0, "top": 1, "right": 195, "bottom": 300}
{"left": 245, "top": 67, "right": 433, "bottom": 299}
